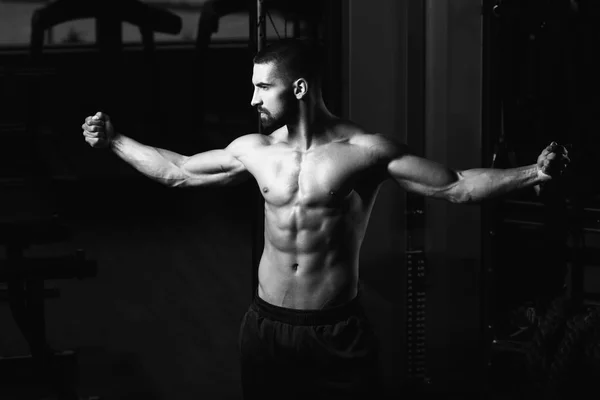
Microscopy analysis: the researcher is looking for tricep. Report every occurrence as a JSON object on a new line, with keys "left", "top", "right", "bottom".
{"left": 177, "top": 149, "right": 250, "bottom": 188}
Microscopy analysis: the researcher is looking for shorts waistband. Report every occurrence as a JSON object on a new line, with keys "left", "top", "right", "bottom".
{"left": 250, "top": 283, "right": 364, "bottom": 326}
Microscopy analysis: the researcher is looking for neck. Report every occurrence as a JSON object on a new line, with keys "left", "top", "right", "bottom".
{"left": 286, "top": 98, "right": 335, "bottom": 151}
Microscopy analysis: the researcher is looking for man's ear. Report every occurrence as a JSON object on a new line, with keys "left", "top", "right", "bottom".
{"left": 293, "top": 78, "right": 308, "bottom": 100}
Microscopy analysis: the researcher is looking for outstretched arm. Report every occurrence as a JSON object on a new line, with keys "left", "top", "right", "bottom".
{"left": 370, "top": 135, "right": 570, "bottom": 204}
{"left": 83, "top": 112, "right": 253, "bottom": 188}
{"left": 110, "top": 135, "right": 251, "bottom": 188}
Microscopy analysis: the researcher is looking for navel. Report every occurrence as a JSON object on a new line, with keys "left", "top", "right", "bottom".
{"left": 291, "top": 263, "right": 298, "bottom": 271}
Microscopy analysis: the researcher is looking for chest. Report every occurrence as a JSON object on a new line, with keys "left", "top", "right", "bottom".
{"left": 244, "top": 144, "right": 375, "bottom": 206}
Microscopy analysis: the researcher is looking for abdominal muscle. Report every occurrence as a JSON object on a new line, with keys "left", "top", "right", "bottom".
{"left": 257, "top": 206, "right": 362, "bottom": 310}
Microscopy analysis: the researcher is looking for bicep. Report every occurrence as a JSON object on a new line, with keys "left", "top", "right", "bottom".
{"left": 178, "top": 148, "right": 249, "bottom": 187}
{"left": 387, "top": 154, "right": 460, "bottom": 199}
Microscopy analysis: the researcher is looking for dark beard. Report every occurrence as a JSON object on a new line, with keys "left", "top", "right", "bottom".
{"left": 259, "top": 112, "right": 285, "bottom": 133}
{"left": 257, "top": 102, "right": 297, "bottom": 133}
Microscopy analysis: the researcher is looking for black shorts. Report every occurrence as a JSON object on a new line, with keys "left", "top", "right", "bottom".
{"left": 237, "top": 283, "right": 384, "bottom": 399}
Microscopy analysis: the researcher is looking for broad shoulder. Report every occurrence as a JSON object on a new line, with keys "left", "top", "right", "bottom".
{"left": 328, "top": 119, "right": 405, "bottom": 155}
{"left": 348, "top": 129, "right": 409, "bottom": 162}
{"left": 226, "top": 133, "right": 269, "bottom": 156}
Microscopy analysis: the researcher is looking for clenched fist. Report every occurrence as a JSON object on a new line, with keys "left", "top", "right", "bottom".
{"left": 82, "top": 112, "right": 115, "bottom": 149}
{"left": 537, "top": 141, "right": 570, "bottom": 180}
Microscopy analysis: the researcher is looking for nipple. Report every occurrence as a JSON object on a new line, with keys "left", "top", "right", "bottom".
{"left": 329, "top": 190, "right": 335, "bottom": 196}
{"left": 262, "top": 187, "right": 269, "bottom": 193}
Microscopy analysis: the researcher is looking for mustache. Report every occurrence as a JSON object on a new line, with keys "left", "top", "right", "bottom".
{"left": 257, "top": 108, "right": 269, "bottom": 114}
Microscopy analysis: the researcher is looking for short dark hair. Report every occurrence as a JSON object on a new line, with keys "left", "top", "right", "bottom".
{"left": 253, "top": 38, "right": 324, "bottom": 85}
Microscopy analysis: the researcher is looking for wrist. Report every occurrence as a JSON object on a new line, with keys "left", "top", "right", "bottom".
{"left": 109, "top": 132, "right": 122, "bottom": 151}
{"left": 536, "top": 165, "right": 552, "bottom": 182}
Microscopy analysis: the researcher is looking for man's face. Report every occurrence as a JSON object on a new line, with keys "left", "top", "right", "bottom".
{"left": 250, "top": 62, "right": 296, "bottom": 130}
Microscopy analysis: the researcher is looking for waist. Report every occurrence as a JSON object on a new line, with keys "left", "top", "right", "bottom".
{"left": 252, "top": 281, "right": 364, "bottom": 326}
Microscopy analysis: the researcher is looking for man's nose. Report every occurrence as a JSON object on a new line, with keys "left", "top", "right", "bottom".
{"left": 250, "top": 88, "right": 261, "bottom": 107}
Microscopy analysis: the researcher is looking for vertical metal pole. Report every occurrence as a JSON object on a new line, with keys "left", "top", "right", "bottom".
{"left": 257, "top": 0, "right": 266, "bottom": 135}
{"left": 257, "top": 0, "right": 266, "bottom": 49}
{"left": 251, "top": 0, "right": 267, "bottom": 301}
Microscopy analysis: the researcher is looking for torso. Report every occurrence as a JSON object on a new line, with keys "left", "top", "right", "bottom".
{"left": 235, "top": 120, "right": 390, "bottom": 309}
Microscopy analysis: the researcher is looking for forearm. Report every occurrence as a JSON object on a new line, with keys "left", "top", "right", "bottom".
{"left": 110, "top": 133, "right": 188, "bottom": 186}
{"left": 454, "top": 164, "right": 545, "bottom": 204}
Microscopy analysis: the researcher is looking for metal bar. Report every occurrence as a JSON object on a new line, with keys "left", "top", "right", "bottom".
{"left": 257, "top": 0, "right": 266, "bottom": 54}
{"left": 250, "top": 0, "right": 267, "bottom": 302}
{"left": 257, "top": 0, "right": 266, "bottom": 135}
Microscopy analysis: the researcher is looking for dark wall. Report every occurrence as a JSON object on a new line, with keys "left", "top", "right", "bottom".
{"left": 424, "top": 0, "right": 486, "bottom": 396}
{"left": 346, "top": 0, "right": 409, "bottom": 395}
{"left": 346, "top": 1, "right": 487, "bottom": 396}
